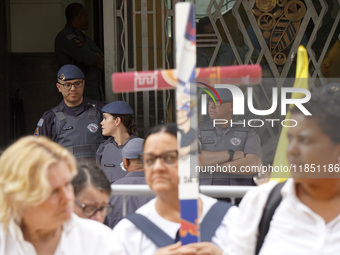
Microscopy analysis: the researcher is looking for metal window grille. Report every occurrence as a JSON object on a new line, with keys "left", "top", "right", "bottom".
{"left": 104, "top": 0, "right": 340, "bottom": 140}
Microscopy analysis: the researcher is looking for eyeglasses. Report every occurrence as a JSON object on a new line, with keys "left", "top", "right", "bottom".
{"left": 75, "top": 200, "right": 114, "bottom": 218}
{"left": 141, "top": 150, "right": 178, "bottom": 167}
{"left": 57, "top": 80, "right": 83, "bottom": 90}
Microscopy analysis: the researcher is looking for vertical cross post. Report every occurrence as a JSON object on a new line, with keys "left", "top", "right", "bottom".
{"left": 175, "top": 2, "right": 200, "bottom": 244}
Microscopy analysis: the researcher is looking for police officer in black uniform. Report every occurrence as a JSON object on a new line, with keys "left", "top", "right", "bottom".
{"left": 55, "top": 2, "right": 104, "bottom": 101}
{"left": 198, "top": 88, "right": 261, "bottom": 186}
{"left": 34, "top": 64, "right": 104, "bottom": 159}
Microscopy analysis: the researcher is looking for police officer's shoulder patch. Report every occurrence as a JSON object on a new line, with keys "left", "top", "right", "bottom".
{"left": 66, "top": 33, "right": 86, "bottom": 48}
{"left": 37, "top": 118, "right": 44, "bottom": 127}
{"left": 34, "top": 127, "right": 39, "bottom": 136}
{"left": 66, "top": 33, "right": 76, "bottom": 40}
{"left": 230, "top": 137, "right": 241, "bottom": 146}
{"left": 87, "top": 123, "right": 99, "bottom": 133}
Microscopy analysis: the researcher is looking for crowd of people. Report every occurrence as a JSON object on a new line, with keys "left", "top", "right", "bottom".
{"left": 1, "top": 81, "right": 339, "bottom": 254}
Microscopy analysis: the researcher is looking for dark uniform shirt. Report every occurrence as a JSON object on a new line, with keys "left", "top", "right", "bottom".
{"left": 197, "top": 42, "right": 240, "bottom": 67}
{"left": 34, "top": 98, "right": 105, "bottom": 159}
{"left": 198, "top": 121, "right": 261, "bottom": 186}
{"left": 106, "top": 171, "right": 154, "bottom": 228}
{"left": 55, "top": 24, "right": 104, "bottom": 101}
{"left": 96, "top": 135, "right": 138, "bottom": 183}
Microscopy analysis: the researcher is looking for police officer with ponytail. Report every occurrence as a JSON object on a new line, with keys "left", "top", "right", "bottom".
{"left": 96, "top": 101, "right": 138, "bottom": 183}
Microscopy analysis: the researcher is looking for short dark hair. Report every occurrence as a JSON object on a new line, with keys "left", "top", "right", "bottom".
{"left": 65, "top": 3, "right": 84, "bottom": 23}
{"left": 290, "top": 89, "right": 340, "bottom": 144}
{"left": 197, "top": 16, "right": 212, "bottom": 34}
{"left": 144, "top": 123, "right": 177, "bottom": 148}
{"left": 72, "top": 160, "right": 111, "bottom": 196}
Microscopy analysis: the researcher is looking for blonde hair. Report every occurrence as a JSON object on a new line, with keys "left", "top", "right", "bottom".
{"left": 0, "top": 136, "right": 77, "bottom": 229}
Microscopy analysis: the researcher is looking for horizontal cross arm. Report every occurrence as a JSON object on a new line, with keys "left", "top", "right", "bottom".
{"left": 112, "top": 64, "right": 262, "bottom": 93}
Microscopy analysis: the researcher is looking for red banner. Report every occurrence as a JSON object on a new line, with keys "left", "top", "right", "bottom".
{"left": 112, "top": 64, "right": 262, "bottom": 93}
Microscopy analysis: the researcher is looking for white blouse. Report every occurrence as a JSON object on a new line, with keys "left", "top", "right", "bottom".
{"left": 227, "top": 179, "right": 340, "bottom": 255}
{"left": 0, "top": 213, "right": 122, "bottom": 255}
{"left": 112, "top": 194, "right": 239, "bottom": 255}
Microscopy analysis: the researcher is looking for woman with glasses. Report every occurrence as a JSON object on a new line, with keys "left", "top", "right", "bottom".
{"left": 0, "top": 136, "right": 121, "bottom": 255}
{"left": 112, "top": 123, "right": 238, "bottom": 255}
{"left": 96, "top": 101, "right": 139, "bottom": 183}
{"left": 72, "top": 160, "right": 113, "bottom": 223}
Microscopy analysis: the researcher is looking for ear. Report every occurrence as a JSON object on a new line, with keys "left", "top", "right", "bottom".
{"left": 56, "top": 83, "right": 62, "bottom": 93}
{"left": 115, "top": 117, "right": 121, "bottom": 126}
{"left": 123, "top": 158, "right": 129, "bottom": 168}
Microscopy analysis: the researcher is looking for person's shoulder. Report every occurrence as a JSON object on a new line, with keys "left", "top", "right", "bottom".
{"left": 198, "top": 121, "right": 214, "bottom": 130}
{"left": 113, "top": 172, "right": 145, "bottom": 183}
{"left": 200, "top": 193, "right": 218, "bottom": 206}
{"left": 55, "top": 25, "right": 73, "bottom": 40}
{"left": 200, "top": 194, "right": 236, "bottom": 218}
{"left": 125, "top": 171, "right": 147, "bottom": 180}
{"left": 55, "top": 26, "right": 66, "bottom": 36}
{"left": 113, "top": 199, "right": 155, "bottom": 232}
{"left": 200, "top": 193, "right": 235, "bottom": 208}
{"left": 239, "top": 181, "right": 278, "bottom": 211}
{"left": 112, "top": 211, "right": 146, "bottom": 235}
{"left": 129, "top": 134, "right": 140, "bottom": 141}
{"left": 43, "top": 101, "right": 66, "bottom": 115}
{"left": 84, "top": 98, "right": 106, "bottom": 110}
{"left": 133, "top": 198, "right": 156, "bottom": 217}
{"left": 230, "top": 123, "right": 253, "bottom": 131}
{"left": 248, "top": 180, "right": 278, "bottom": 195}
{"left": 0, "top": 222, "right": 20, "bottom": 255}
{"left": 40, "top": 108, "right": 58, "bottom": 121}
{"left": 96, "top": 139, "right": 111, "bottom": 156}
{"left": 56, "top": 24, "right": 77, "bottom": 36}
{"left": 41, "top": 109, "right": 54, "bottom": 117}
{"left": 220, "top": 41, "right": 232, "bottom": 49}
{"left": 99, "top": 137, "right": 112, "bottom": 146}
{"left": 113, "top": 176, "right": 129, "bottom": 184}
{"left": 200, "top": 194, "right": 219, "bottom": 216}
{"left": 35, "top": 110, "right": 56, "bottom": 131}
{"left": 63, "top": 214, "right": 125, "bottom": 254}
{"left": 68, "top": 214, "right": 113, "bottom": 235}
{"left": 112, "top": 217, "right": 133, "bottom": 232}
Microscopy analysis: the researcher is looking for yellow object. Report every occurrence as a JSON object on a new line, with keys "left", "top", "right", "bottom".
{"left": 271, "top": 46, "right": 309, "bottom": 181}
{"left": 321, "top": 40, "right": 340, "bottom": 78}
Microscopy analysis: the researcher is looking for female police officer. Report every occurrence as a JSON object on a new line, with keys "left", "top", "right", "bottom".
{"left": 96, "top": 101, "right": 138, "bottom": 183}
